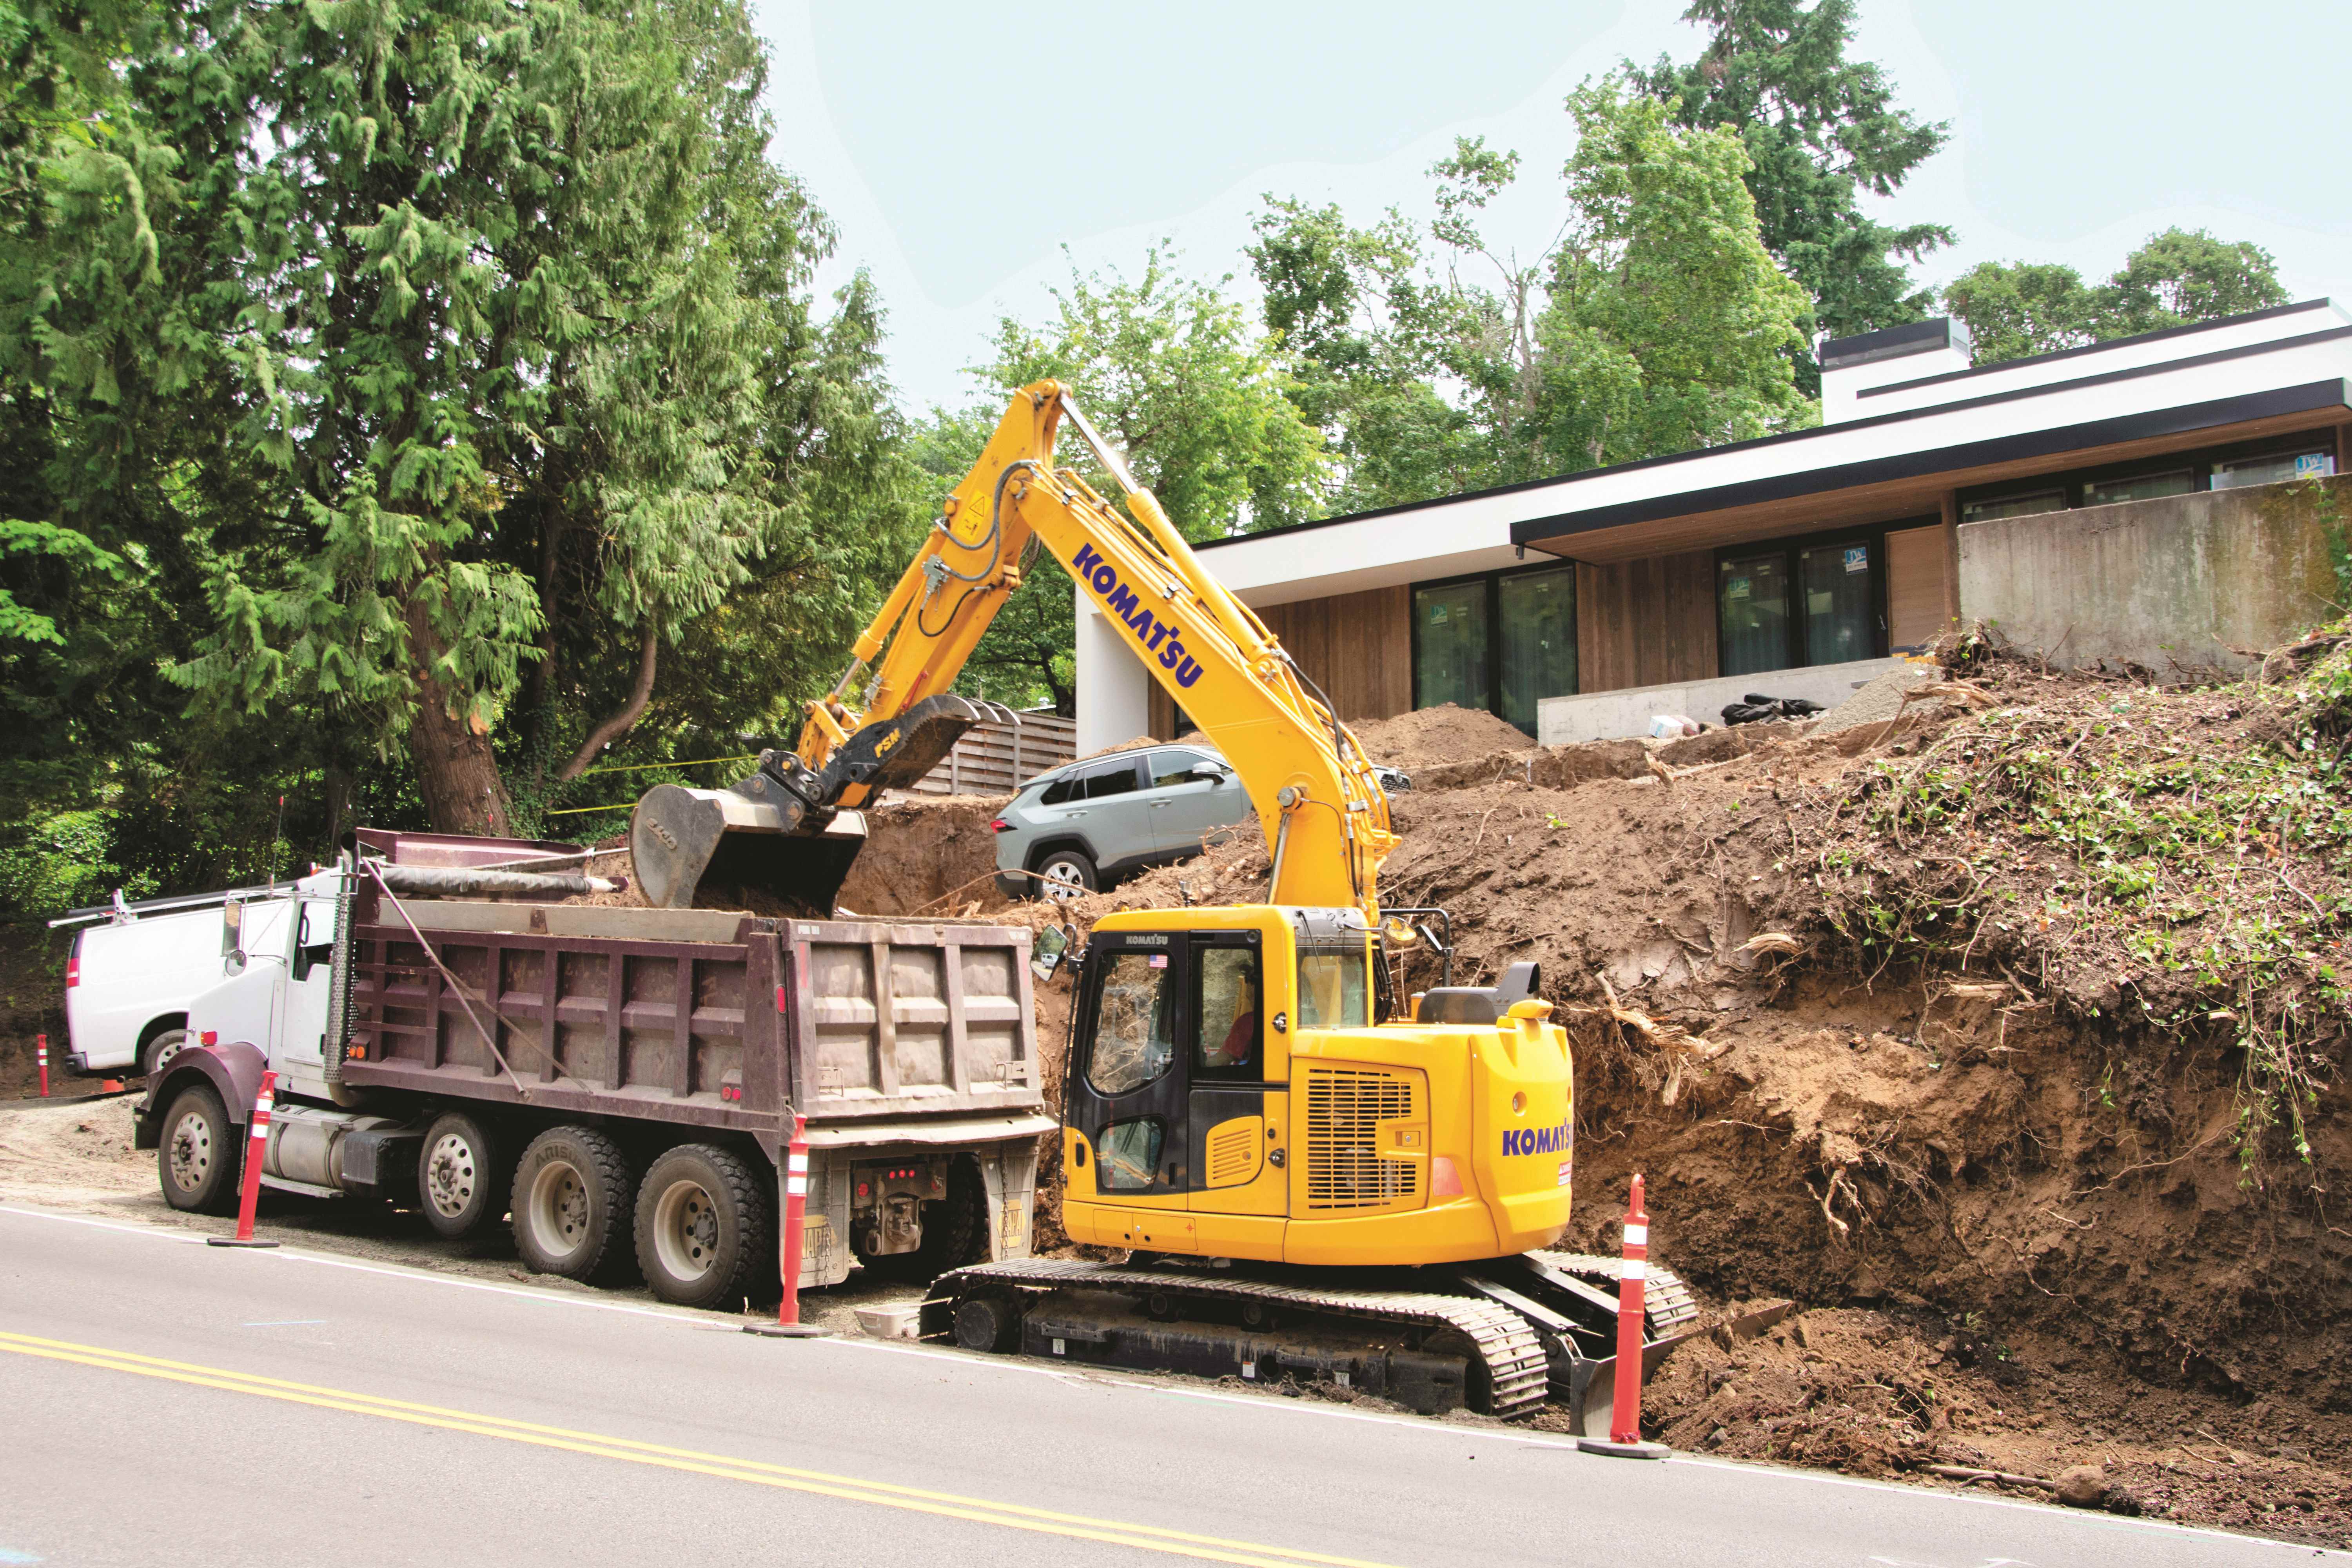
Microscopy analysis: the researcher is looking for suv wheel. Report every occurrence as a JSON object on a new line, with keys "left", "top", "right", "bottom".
{"left": 1034, "top": 849, "right": 1096, "bottom": 902}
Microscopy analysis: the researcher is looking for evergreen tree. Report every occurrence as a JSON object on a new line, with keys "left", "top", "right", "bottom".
{"left": 1634, "top": 0, "right": 1951, "bottom": 388}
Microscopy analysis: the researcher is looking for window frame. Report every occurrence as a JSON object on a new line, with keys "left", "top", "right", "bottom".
{"left": 1407, "top": 559, "right": 1579, "bottom": 730}
{"left": 1713, "top": 523, "right": 1898, "bottom": 679}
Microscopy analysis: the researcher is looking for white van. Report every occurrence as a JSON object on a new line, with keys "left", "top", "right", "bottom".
{"left": 58, "top": 882, "right": 299, "bottom": 1078}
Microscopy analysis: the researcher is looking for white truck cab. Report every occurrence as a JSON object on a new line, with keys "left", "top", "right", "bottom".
{"left": 181, "top": 873, "right": 344, "bottom": 1103}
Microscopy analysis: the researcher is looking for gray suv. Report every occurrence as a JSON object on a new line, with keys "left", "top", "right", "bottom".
{"left": 991, "top": 744, "right": 1244, "bottom": 901}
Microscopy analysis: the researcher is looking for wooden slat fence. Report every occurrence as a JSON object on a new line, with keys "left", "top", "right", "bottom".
{"left": 906, "top": 709, "right": 1075, "bottom": 797}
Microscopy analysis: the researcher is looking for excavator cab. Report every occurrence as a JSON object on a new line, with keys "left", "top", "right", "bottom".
{"left": 1054, "top": 904, "right": 1579, "bottom": 1268}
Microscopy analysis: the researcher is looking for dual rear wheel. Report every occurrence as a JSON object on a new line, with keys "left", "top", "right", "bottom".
{"left": 505, "top": 1127, "right": 773, "bottom": 1308}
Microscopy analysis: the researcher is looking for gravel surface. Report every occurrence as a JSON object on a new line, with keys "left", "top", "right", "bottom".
{"left": 1810, "top": 663, "right": 1938, "bottom": 736}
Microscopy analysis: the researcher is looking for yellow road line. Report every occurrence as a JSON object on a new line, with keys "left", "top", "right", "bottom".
{"left": 0, "top": 1330, "right": 1404, "bottom": 1568}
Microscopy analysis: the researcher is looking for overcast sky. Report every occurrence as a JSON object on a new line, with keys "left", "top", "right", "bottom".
{"left": 745, "top": 0, "right": 2352, "bottom": 412}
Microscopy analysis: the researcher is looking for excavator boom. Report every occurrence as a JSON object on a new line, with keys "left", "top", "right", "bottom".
{"left": 632, "top": 383, "right": 1396, "bottom": 915}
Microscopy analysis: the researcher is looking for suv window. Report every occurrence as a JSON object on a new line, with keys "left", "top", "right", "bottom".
{"left": 1038, "top": 774, "right": 1078, "bottom": 806}
{"left": 1149, "top": 750, "right": 1216, "bottom": 787}
{"left": 1083, "top": 759, "right": 1143, "bottom": 799}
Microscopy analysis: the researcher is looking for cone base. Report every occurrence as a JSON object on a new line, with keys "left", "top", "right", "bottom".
{"left": 1577, "top": 1438, "right": 1670, "bottom": 1460}
{"left": 743, "top": 1322, "right": 831, "bottom": 1338}
{"left": 206, "top": 1237, "right": 280, "bottom": 1249}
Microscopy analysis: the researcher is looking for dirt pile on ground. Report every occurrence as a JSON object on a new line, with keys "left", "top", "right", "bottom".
{"left": 1346, "top": 702, "right": 1534, "bottom": 769}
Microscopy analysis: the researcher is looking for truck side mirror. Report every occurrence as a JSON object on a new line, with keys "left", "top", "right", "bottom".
{"left": 221, "top": 899, "right": 243, "bottom": 956}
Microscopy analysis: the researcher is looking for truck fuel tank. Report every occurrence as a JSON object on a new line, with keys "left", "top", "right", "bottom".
{"left": 262, "top": 1102, "right": 419, "bottom": 1202}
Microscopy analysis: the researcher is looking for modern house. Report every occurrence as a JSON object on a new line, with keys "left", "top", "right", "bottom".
{"left": 1073, "top": 299, "right": 2352, "bottom": 752}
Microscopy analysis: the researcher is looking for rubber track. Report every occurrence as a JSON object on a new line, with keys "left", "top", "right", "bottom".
{"left": 932, "top": 1258, "right": 1554, "bottom": 1419}
{"left": 1539, "top": 1251, "right": 1702, "bottom": 1339}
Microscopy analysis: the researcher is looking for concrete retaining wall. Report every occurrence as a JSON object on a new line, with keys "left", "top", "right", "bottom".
{"left": 1957, "top": 477, "right": 2345, "bottom": 673}
{"left": 1536, "top": 657, "right": 1913, "bottom": 746}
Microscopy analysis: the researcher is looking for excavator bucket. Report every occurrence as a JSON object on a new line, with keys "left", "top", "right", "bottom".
{"left": 629, "top": 694, "right": 1011, "bottom": 912}
{"left": 630, "top": 784, "right": 869, "bottom": 913}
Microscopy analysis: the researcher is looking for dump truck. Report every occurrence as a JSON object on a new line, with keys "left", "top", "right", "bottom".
{"left": 137, "top": 827, "right": 1053, "bottom": 1308}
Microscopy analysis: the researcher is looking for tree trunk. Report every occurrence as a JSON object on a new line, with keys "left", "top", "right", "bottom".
{"left": 556, "top": 626, "right": 658, "bottom": 782}
{"left": 405, "top": 599, "right": 514, "bottom": 836}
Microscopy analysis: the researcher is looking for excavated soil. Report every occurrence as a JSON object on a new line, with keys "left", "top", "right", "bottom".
{"left": 1345, "top": 702, "right": 1536, "bottom": 769}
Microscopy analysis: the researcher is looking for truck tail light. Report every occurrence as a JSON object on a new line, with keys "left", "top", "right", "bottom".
{"left": 64, "top": 954, "right": 79, "bottom": 988}
{"left": 988, "top": 818, "right": 1011, "bottom": 833}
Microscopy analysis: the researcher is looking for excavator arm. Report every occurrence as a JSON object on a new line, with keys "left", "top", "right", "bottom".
{"left": 630, "top": 383, "right": 1397, "bottom": 915}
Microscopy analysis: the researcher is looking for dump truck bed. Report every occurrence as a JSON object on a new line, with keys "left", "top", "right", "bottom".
{"left": 339, "top": 898, "right": 1045, "bottom": 1150}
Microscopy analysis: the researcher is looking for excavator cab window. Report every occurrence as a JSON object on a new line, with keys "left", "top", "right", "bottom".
{"left": 1086, "top": 951, "right": 1178, "bottom": 1096}
{"left": 1192, "top": 946, "right": 1261, "bottom": 1077}
{"left": 1297, "top": 949, "right": 1369, "bottom": 1030}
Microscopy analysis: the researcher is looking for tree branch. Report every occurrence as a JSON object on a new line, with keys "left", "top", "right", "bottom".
{"left": 557, "top": 626, "right": 658, "bottom": 782}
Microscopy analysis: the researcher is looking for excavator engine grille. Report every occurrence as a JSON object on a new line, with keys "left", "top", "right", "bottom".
{"left": 1304, "top": 1068, "right": 1420, "bottom": 1210}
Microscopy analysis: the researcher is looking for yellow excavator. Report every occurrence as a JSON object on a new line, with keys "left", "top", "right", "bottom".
{"left": 630, "top": 385, "right": 1695, "bottom": 1422}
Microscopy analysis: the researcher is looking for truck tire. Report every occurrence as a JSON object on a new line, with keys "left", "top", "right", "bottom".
{"left": 633, "top": 1144, "right": 775, "bottom": 1310}
{"left": 157, "top": 1082, "right": 241, "bottom": 1215}
{"left": 417, "top": 1111, "right": 510, "bottom": 1240}
{"left": 1033, "top": 849, "right": 1096, "bottom": 902}
{"left": 140, "top": 1025, "right": 189, "bottom": 1080}
{"left": 511, "top": 1125, "right": 636, "bottom": 1284}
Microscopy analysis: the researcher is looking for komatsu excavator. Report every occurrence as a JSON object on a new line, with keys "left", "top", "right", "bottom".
{"left": 630, "top": 384, "right": 1695, "bottom": 1423}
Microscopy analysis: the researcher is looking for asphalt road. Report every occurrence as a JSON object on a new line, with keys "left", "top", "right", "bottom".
{"left": 0, "top": 1203, "right": 2337, "bottom": 1568}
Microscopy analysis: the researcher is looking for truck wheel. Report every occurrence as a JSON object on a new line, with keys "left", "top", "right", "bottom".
{"left": 511, "top": 1126, "right": 635, "bottom": 1284}
{"left": 1033, "top": 849, "right": 1096, "bottom": 902}
{"left": 633, "top": 1144, "right": 775, "bottom": 1310}
{"left": 158, "top": 1082, "right": 241, "bottom": 1215}
{"left": 417, "top": 1111, "right": 510, "bottom": 1240}
{"left": 140, "top": 1027, "right": 189, "bottom": 1080}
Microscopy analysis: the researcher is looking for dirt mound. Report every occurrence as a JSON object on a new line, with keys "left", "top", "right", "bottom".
{"left": 1347, "top": 703, "right": 1534, "bottom": 769}
{"left": 838, "top": 793, "right": 1015, "bottom": 916}
{"left": 568, "top": 792, "right": 1019, "bottom": 920}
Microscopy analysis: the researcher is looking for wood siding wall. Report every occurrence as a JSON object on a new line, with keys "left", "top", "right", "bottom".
{"left": 1885, "top": 523, "right": 1955, "bottom": 650}
{"left": 1574, "top": 550, "right": 1719, "bottom": 692}
{"left": 1149, "top": 584, "right": 1410, "bottom": 739}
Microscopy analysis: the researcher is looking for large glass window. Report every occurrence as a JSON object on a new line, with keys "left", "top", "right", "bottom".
{"left": 1412, "top": 565, "right": 1578, "bottom": 735}
{"left": 1083, "top": 760, "right": 1143, "bottom": 799}
{"left": 1961, "top": 490, "right": 2066, "bottom": 523}
{"left": 1496, "top": 567, "right": 1577, "bottom": 733}
{"left": 1717, "top": 552, "right": 1793, "bottom": 678}
{"left": 1412, "top": 580, "right": 1487, "bottom": 712}
{"left": 2213, "top": 449, "right": 2336, "bottom": 490}
{"left": 1086, "top": 951, "right": 1176, "bottom": 1096}
{"left": 2085, "top": 470, "right": 2194, "bottom": 506}
{"left": 1799, "top": 542, "right": 1877, "bottom": 666}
